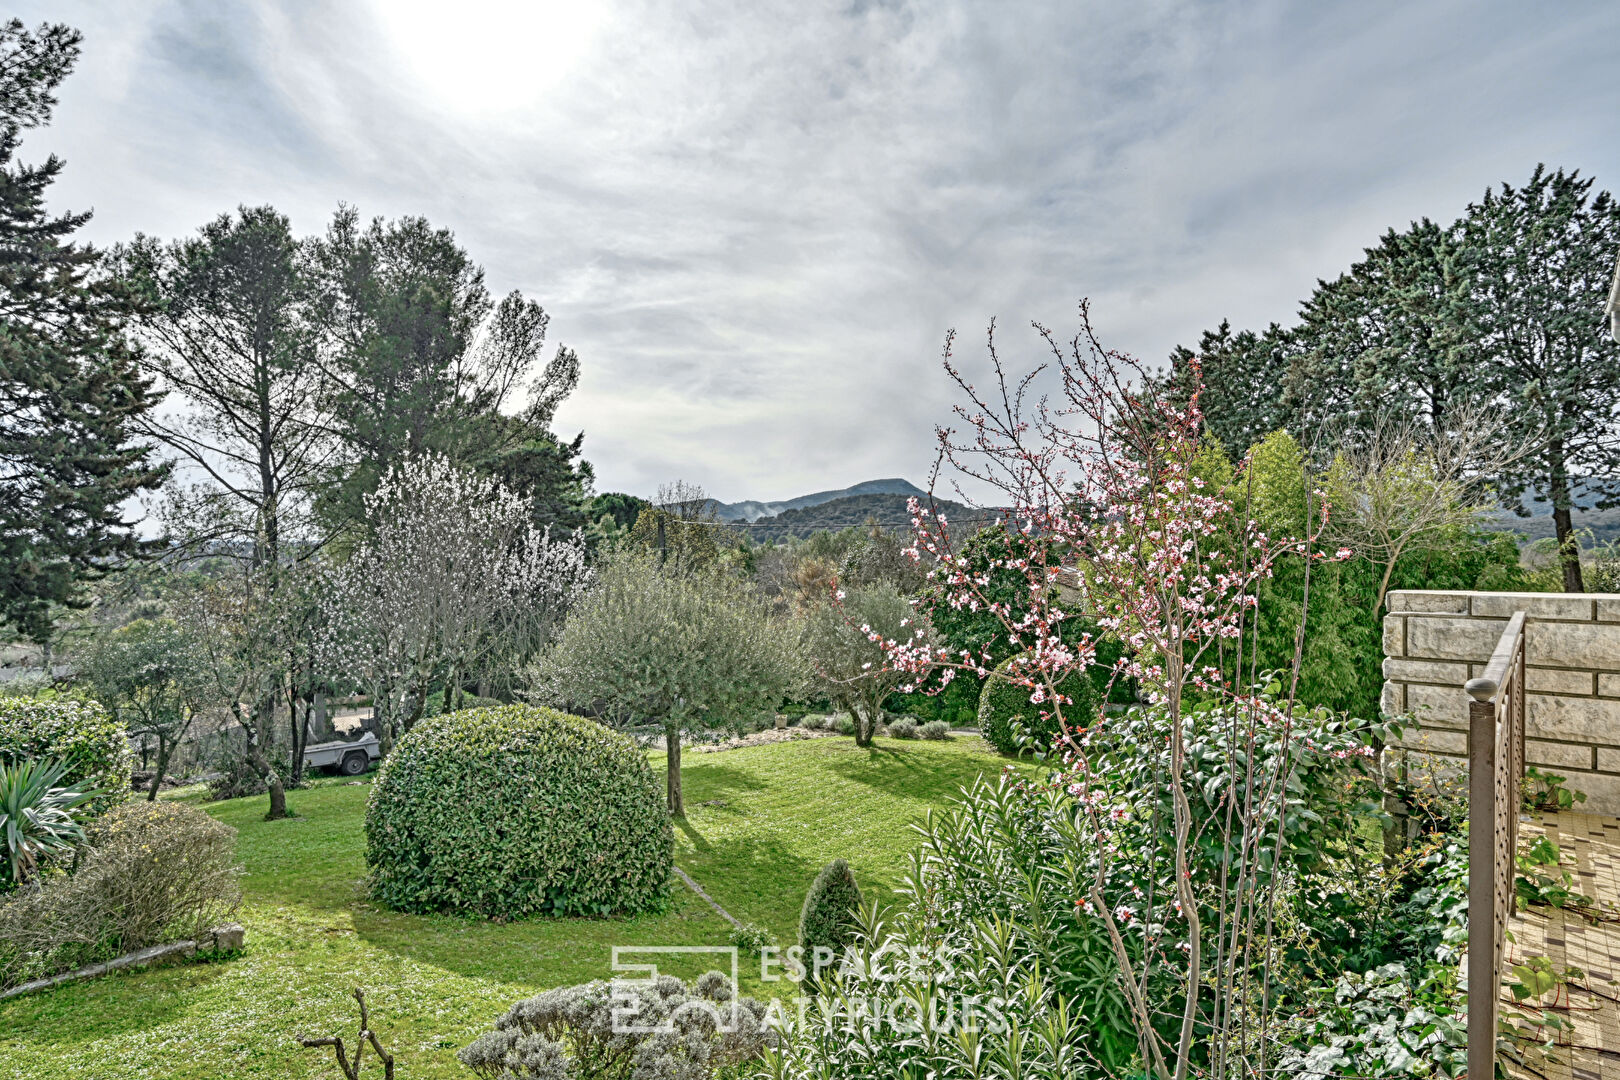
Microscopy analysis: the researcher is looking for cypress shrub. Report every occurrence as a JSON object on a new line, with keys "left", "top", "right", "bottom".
{"left": 977, "top": 655, "right": 1098, "bottom": 755}
{"left": 798, "top": 858, "right": 863, "bottom": 972}
{"left": 365, "top": 704, "right": 672, "bottom": 918}
{"left": 0, "top": 697, "right": 130, "bottom": 821}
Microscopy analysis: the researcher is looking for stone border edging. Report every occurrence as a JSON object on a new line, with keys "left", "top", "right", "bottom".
{"left": 0, "top": 923, "right": 245, "bottom": 1001}
{"left": 673, "top": 866, "right": 742, "bottom": 929}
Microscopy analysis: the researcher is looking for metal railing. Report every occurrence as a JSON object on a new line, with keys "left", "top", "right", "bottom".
{"left": 1465, "top": 609, "right": 1526, "bottom": 1076}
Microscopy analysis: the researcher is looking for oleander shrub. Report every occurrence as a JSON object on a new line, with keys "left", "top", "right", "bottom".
{"left": 976, "top": 654, "right": 1098, "bottom": 755}
{"left": 886, "top": 717, "right": 918, "bottom": 739}
{"left": 460, "top": 971, "right": 773, "bottom": 1080}
{"left": 799, "top": 859, "right": 862, "bottom": 975}
{"left": 0, "top": 697, "right": 130, "bottom": 821}
{"left": 365, "top": 704, "right": 672, "bottom": 918}
{"left": 919, "top": 720, "right": 949, "bottom": 741}
{"left": 0, "top": 801, "right": 240, "bottom": 989}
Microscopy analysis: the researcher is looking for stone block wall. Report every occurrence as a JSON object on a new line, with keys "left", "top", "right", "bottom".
{"left": 1383, "top": 590, "right": 1620, "bottom": 813}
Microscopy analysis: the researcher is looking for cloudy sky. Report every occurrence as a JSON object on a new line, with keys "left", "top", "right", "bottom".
{"left": 22, "top": 0, "right": 1620, "bottom": 503}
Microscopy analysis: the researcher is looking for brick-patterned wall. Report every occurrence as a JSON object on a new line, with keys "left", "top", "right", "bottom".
{"left": 1383, "top": 590, "right": 1620, "bottom": 813}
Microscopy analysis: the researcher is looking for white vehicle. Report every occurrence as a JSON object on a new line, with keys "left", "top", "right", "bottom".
{"left": 302, "top": 731, "right": 380, "bottom": 776}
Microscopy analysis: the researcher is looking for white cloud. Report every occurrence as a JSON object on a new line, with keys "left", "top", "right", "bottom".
{"left": 22, "top": 0, "right": 1620, "bottom": 503}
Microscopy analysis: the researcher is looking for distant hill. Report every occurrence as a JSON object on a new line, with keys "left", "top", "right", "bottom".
{"left": 1480, "top": 478, "right": 1619, "bottom": 545}
{"left": 713, "top": 478, "right": 926, "bottom": 522}
{"left": 1482, "top": 506, "right": 1620, "bottom": 545}
{"left": 732, "top": 491, "right": 993, "bottom": 543}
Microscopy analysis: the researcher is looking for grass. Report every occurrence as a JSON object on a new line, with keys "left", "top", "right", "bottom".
{"left": 0, "top": 734, "right": 1032, "bottom": 1079}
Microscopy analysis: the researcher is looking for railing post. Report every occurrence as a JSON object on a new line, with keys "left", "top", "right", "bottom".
{"left": 1466, "top": 675, "right": 1499, "bottom": 1079}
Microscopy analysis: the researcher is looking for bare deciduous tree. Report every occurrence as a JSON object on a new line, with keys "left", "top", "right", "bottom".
{"left": 1322, "top": 406, "right": 1529, "bottom": 611}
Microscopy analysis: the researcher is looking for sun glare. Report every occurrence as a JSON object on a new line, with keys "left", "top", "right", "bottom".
{"left": 369, "top": 0, "right": 608, "bottom": 115}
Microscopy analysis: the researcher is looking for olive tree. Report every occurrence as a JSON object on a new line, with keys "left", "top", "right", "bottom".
{"left": 80, "top": 618, "right": 198, "bottom": 800}
{"left": 533, "top": 549, "right": 800, "bottom": 815}
{"left": 802, "top": 582, "right": 934, "bottom": 747}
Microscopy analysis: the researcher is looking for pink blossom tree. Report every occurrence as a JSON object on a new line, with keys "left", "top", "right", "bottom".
{"left": 886, "top": 303, "right": 1358, "bottom": 1079}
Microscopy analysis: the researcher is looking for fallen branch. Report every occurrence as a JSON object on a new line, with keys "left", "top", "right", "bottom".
{"left": 299, "top": 987, "right": 394, "bottom": 1079}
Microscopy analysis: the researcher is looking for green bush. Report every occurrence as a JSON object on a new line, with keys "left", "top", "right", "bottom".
{"left": 0, "top": 698, "right": 130, "bottom": 821}
{"left": 729, "top": 920, "right": 775, "bottom": 954}
{"left": 976, "top": 655, "right": 1098, "bottom": 755}
{"left": 799, "top": 858, "right": 863, "bottom": 973}
{"left": 422, "top": 688, "right": 503, "bottom": 719}
{"left": 365, "top": 704, "right": 672, "bottom": 918}
{"left": 886, "top": 718, "right": 918, "bottom": 739}
{"left": 0, "top": 800, "right": 240, "bottom": 989}
{"left": 919, "top": 720, "right": 949, "bottom": 741}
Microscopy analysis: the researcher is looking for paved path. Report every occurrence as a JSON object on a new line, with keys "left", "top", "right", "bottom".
{"left": 1505, "top": 811, "right": 1620, "bottom": 1078}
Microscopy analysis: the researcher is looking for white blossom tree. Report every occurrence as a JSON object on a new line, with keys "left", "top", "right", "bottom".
{"left": 319, "top": 454, "right": 591, "bottom": 749}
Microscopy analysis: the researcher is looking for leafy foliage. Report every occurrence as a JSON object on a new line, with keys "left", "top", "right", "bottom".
{"left": 802, "top": 583, "right": 932, "bottom": 747}
{"left": 0, "top": 697, "right": 130, "bottom": 823}
{"left": 1238, "top": 429, "right": 1532, "bottom": 720}
{"left": 0, "top": 758, "right": 100, "bottom": 885}
{"left": 767, "top": 775, "right": 1122, "bottom": 1077}
{"left": 321, "top": 454, "right": 591, "bottom": 744}
{"left": 79, "top": 618, "right": 197, "bottom": 800}
{"left": 796, "top": 858, "right": 862, "bottom": 969}
{"left": 365, "top": 704, "right": 673, "bottom": 918}
{"left": 305, "top": 207, "right": 582, "bottom": 528}
{"left": 534, "top": 548, "right": 799, "bottom": 814}
{"left": 977, "top": 652, "right": 1098, "bottom": 756}
{"left": 1162, "top": 164, "right": 1620, "bottom": 589}
{"left": 1276, "top": 963, "right": 1467, "bottom": 1078}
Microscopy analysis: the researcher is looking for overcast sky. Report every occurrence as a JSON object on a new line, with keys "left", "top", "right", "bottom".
{"left": 22, "top": 0, "right": 1620, "bottom": 503}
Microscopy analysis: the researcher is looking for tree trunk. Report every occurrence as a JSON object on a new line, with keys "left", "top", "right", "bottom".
{"left": 146, "top": 737, "right": 173, "bottom": 802}
{"left": 251, "top": 700, "right": 289, "bottom": 820}
{"left": 1548, "top": 449, "right": 1585, "bottom": 592}
{"left": 288, "top": 683, "right": 308, "bottom": 786}
{"left": 310, "top": 689, "right": 334, "bottom": 742}
{"left": 248, "top": 740, "right": 288, "bottom": 820}
{"left": 665, "top": 724, "right": 683, "bottom": 816}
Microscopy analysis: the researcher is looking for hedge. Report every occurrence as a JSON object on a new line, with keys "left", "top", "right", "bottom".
{"left": 0, "top": 696, "right": 131, "bottom": 820}
{"left": 365, "top": 704, "right": 672, "bottom": 918}
{"left": 977, "top": 655, "right": 1099, "bottom": 755}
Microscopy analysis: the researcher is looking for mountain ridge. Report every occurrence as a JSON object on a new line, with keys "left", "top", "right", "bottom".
{"left": 712, "top": 477, "right": 927, "bottom": 521}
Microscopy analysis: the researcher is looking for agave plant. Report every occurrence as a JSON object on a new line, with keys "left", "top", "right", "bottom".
{"left": 0, "top": 758, "right": 102, "bottom": 885}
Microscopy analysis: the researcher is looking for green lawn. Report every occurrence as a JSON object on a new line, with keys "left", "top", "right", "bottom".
{"left": 0, "top": 734, "right": 1031, "bottom": 1080}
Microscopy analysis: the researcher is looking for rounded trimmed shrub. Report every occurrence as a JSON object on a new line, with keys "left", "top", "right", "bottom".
{"left": 0, "top": 697, "right": 130, "bottom": 821}
{"left": 886, "top": 717, "right": 918, "bottom": 739}
{"left": 977, "top": 655, "right": 1098, "bottom": 755}
{"left": 365, "top": 704, "right": 672, "bottom": 918}
{"left": 799, "top": 858, "right": 863, "bottom": 968}
{"left": 919, "top": 720, "right": 949, "bottom": 741}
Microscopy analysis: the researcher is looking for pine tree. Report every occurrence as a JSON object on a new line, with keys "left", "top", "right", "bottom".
{"left": 1462, "top": 166, "right": 1620, "bottom": 591}
{"left": 0, "top": 20, "right": 167, "bottom": 641}
{"left": 1168, "top": 165, "right": 1620, "bottom": 592}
